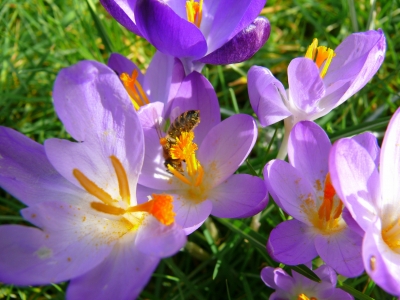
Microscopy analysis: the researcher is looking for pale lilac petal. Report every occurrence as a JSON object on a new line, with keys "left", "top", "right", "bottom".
{"left": 208, "top": 174, "right": 267, "bottom": 218}
{"left": 363, "top": 219, "right": 400, "bottom": 296}
{"left": 325, "top": 289, "right": 354, "bottom": 300}
{"left": 169, "top": 71, "right": 221, "bottom": 145}
{"left": 206, "top": 0, "right": 266, "bottom": 53}
{"left": 199, "top": 17, "right": 270, "bottom": 64}
{"left": 0, "top": 127, "right": 82, "bottom": 206}
{"left": 261, "top": 267, "right": 295, "bottom": 294}
{"left": 260, "top": 267, "right": 279, "bottom": 289}
{"left": 174, "top": 197, "right": 213, "bottom": 230}
{"left": 351, "top": 131, "right": 380, "bottom": 167}
{"left": 100, "top": 0, "right": 142, "bottom": 35}
{"left": 67, "top": 234, "right": 160, "bottom": 300}
{"left": 53, "top": 60, "right": 134, "bottom": 142}
{"left": 329, "top": 138, "right": 380, "bottom": 231}
{"left": 198, "top": 114, "right": 257, "bottom": 187}
{"left": 135, "top": 0, "right": 207, "bottom": 59}
{"left": 380, "top": 108, "right": 400, "bottom": 216}
{"left": 267, "top": 219, "right": 318, "bottom": 265}
{"left": 0, "top": 224, "right": 112, "bottom": 285}
{"left": 288, "top": 121, "right": 331, "bottom": 198}
{"left": 248, "top": 66, "right": 291, "bottom": 127}
{"left": 264, "top": 159, "right": 316, "bottom": 224}
{"left": 314, "top": 228, "right": 364, "bottom": 277}
{"left": 136, "top": 184, "right": 161, "bottom": 205}
{"left": 288, "top": 58, "right": 325, "bottom": 114}
{"left": 135, "top": 217, "right": 186, "bottom": 257}
{"left": 107, "top": 52, "right": 144, "bottom": 82}
{"left": 342, "top": 207, "right": 364, "bottom": 236}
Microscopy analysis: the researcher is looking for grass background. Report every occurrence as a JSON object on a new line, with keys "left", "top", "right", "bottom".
{"left": 0, "top": 0, "right": 399, "bottom": 299}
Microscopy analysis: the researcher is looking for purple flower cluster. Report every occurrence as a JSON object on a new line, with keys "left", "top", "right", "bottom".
{"left": 0, "top": 0, "right": 395, "bottom": 299}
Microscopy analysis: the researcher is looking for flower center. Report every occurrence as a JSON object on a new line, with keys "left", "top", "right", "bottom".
{"left": 120, "top": 69, "right": 150, "bottom": 110}
{"left": 73, "top": 155, "right": 175, "bottom": 226}
{"left": 298, "top": 294, "right": 318, "bottom": 300}
{"left": 382, "top": 219, "right": 400, "bottom": 253}
{"left": 305, "top": 38, "right": 335, "bottom": 78}
{"left": 186, "top": 0, "right": 203, "bottom": 28}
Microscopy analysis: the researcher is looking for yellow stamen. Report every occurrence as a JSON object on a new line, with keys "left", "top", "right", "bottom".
{"left": 73, "top": 169, "right": 116, "bottom": 205}
{"left": 195, "top": 164, "right": 204, "bottom": 187}
{"left": 382, "top": 219, "right": 400, "bottom": 251}
{"left": 168, "top": 164, "right": 192, "bottom": 185}
{"left": 305, "top": 38, "right": 335, "bottom": 78}
{"left": 185, "top": 0, "right": 203, "bottom": 27}
{"left": 120, "top": 69, "right": 150, "bottom": 110}
{"left": 91, "top": 201, "right": 126, "bottom": 215}
{"left": 297, "top": 294, "right": 317, "bottom": 300}
{"left": 127, "top": 194, "right": 175, "bottom": 225}
{"left": 110, "top": 155, "right": 130, "bottom": 205}
{"left": 169, "top": 131, "right": 198, "bottom": 161}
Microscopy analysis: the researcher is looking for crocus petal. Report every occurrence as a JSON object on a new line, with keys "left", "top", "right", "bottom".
{"left": 174, "top": 197, "right": 213, "bottom": 231}
{"left": 288, "top": 121, "right": 330, "bottom": 197}
{"left": 0, "top": 127, "right": 82, "bottom": 206}
{"left": 107, "top": 52, "right": 144, "bottom": 82}
{"left": 199, "top": 17, "right": 270, "bottom": 65}
{"left": 100, "top": 0, "right": 142, "bottom": 35}
{"left": 53, "top": 60, "right": 134, "bottom": 142}
{"left": 261, "top": 267, "right": 295, "bottom": 292}
{"left": 351, "top": 131, "right": 380, "bottom": 167}
{"left": 208, "top": 174, "right": 267, "bottom": 218}
{"left": 342, "top": 207, "right": 364, "bottom": 236}
{"left": 248, "top": 66, "right": 291, "bottom": 127}
{"left": 314, "top": 229, "right": 364, "bottom": 277}
{"left": 329, "top": 138, "right": 380, "bottom": 231}
{"left": 169, "top": 71, "right": 221, "bottom": 145}
{"left": 0, "top": 224, "right": 112, "bottom": 285}
{"left": 206, "top": 0, "right": 266, "bottom": 53}
{"left": 264, "top": 159, "right": 316, "bottom": 224}
{"left": 288, "top": 58, "right": 325, "bottom": 115}
{"left": 380, "top": 107, "right": 400, "bottom": 216}
{"left": 363, "top": 221, "right": 400, "bottom": 296}
{"left": 135, "top": 0, "right": 207, "bottom": 59}
{"left": 198, "top": 114, "right": 257, "bottom": 187}
{"left": 135, "top": 217, "right": 186, "bottom": 258}
{"left": 322, "top": 29, "right": 386, "bottom": 109}
{"left": 267, "top": 219, "right": 318, "bottom": 265}
{"left": 67, "top": 234, "right": 160, "bottom": 300}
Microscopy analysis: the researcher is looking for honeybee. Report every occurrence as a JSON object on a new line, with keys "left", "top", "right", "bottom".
{"left": 156, "top": 110, "right": 200, "bottom": 173}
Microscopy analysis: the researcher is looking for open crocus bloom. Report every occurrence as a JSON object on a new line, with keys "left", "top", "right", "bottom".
{"left": 249, "top": 29, "right": 386, "bottom": 158}
{"left": 261, "top": 265, "right": 354, "bottom": 300}
{"left": 136, "top": 70, "right": 267, "bottom": 234}
{"left": 329, "top": 108, "right": 400, "bottom": 296}
{"left": 100, "top": 0, "right": 271, "bottom": 73}
{"left": 264, "top": 121, "right": 364, "bottom": 277}
{"left": 0, "top": 61, "right": 186, "bottom": 299}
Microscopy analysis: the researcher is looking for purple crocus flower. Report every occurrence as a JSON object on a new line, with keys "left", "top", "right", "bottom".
{"left": 261, "top": 265, "right": 354, "bottom": 300}
{"left": 248, "top": 29, "right": 386, "bottom": 159}
{"left": 135, "top": 70, "right": 267, "bottom": 234}
{"left": 100, "top": 0, "right": 271, "bottom": 74}
{"left": 329, "top": 108, "right": 400, "bottom": 296}
{"left": 264, "top": 121, "right": 364, "bottom": 277}
{"left": 0, "top": 61, "right": 186, "bottom": 299}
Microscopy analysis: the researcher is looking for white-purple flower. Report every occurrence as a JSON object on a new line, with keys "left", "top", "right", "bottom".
{"left": 100, "top": 0, "right": 271, "bottom": 73}
{"left": 329, "top": 107, "right": 400, "bottom": 296}
{"left": 264, "top": 121, "right": 364, "bottom": 277}
{"left": 0, "top": 61, "right": 186, "bottom": 299}
{"left": 248, "top": 30, "right": 385, "bottom": 158}
{"left": 261, "top": 265, "right": 354, "bottom": 300}
{"left": 136, "top": 70, "right": 268, "bottom": 234}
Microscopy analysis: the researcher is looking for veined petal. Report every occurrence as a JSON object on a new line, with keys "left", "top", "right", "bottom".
{"left": 329, "top": 138, "right": 380, "bottom": 231}
{"left": 107, "top": 53, "right": 144, "bottom": 83}
{"left": 208, "top": 174, "right": 267, "bottom": 218}
{"left": 267, "top": 219, "right": 318, "bottom": 265}
{"left": 288, "top": 58, "right": 325, "bottom": 115}
{"left": 314, "top": 229, "right": 364, "bottom": 277}
{"left": 174, "top": 196, "right": 212, "bottom": 231}
{"left": 248, "top": 66, "right": 291, "bottom": 127}
{"left": 199, "top": 17, "right": 270, "bottom": 65}
{"left": 0, "top": 127, "right": 82, "bottom": 206}
{"left": 100, "top": 0, "right": 142, "bottom": 35}
{"left": 135, "top": 0, "right": 207, "bottom": 59}
{"left": 67, "top": 233, "right": 160, "bottom": 300}
{"left": 135, "top": 217, "right": 186, "bottom": 257}
{"left": 351, "top": 131, "right": 380, "bottom": 167}
{"left": 198, "top": 114, "right": 257, "bottom": 187}
{"left": 380, "top": 107, "right": 400, "bottom": 217}
{"left": 288, "top": 121, "right": 331, "bottom": 200}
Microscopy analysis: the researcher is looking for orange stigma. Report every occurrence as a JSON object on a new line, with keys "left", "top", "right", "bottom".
{"left": 305, "top": 38, "right": 335, "bottom": 78}
{"left": 120, "top": 69, "right": 150, "bottom": 110}
{"left": 186, "top": 0, "right": 203, "bottom": 27}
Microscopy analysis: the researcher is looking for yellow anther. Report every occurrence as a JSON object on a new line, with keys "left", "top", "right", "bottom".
{"left": 305, "top": 38, "right": 336, "bottom": 78}
{"left": 91, "top": 202, "right": 126, "bottom": 215}
{"left": 168, "top": 164, "right": 192, "bottom": 185}
{"left": 120, "top": 69, "right": 150, "bottom": 110}
{"left": 194, "top": 164, "right": 204, "bottom": 187}
{"left": 110, "top": 155, "right": 130, "bottom": 205}
{"left": 186, "top": 0, "right": 203, "bottom": 27}
{"left": 170, "top": 131, "right": 198, "bottom": 161}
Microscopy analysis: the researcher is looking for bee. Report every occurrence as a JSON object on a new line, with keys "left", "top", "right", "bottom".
{"left": 156, "top": 110, "right": 200, "bottom": 173}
